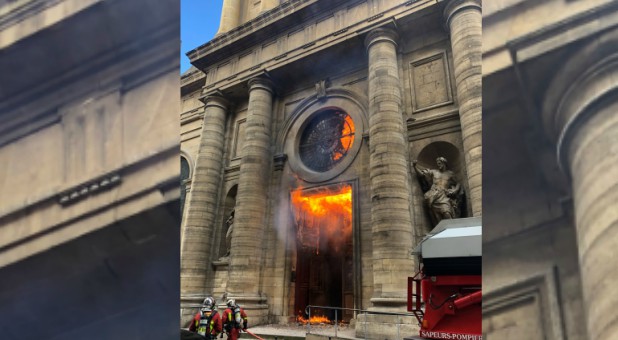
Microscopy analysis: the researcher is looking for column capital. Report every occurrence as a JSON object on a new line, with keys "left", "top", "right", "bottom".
{"left": 542, "top": 28, "right": 618, "bottom": 176}
{"left": 442, "top": 0, "right": 481, "bottom": 30}
{"left": 364, "top": 27, "right": 399, "bottom": 52}
{"left": 200, "top": 94, "right": 230, "bottom": 110}
{"left": 248, "top": 76, "right": 274, "bottom": 94}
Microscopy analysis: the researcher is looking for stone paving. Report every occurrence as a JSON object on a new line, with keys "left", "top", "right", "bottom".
{"left": 246, "top": 323, "right": 358, "bottom": 340}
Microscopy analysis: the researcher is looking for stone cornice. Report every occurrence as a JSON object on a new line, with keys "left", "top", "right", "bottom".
{"left": 180, "top": 69, "right": 206, "bottom": 88}
{"left": 180, "top": 294, "right": 208, "bottom": 306}
{"left": 482, "top": 0, "right": 618, "bottom": 76}
{"left": 195, "top": 0, "right": 437, "bottom": 98}
{"left": 0, "top": 143, "right": 179, "bottom": 224}
{"left": 224, "top": 164, "right": 241, "bottom": 176}
{"left": 180, "top": 108, "right": 204, "bottom": 125}
{"left": 0, "top": 0, "right": 62, "bottom": 30}
{"left": 0, "top": 144, "right": 179, "bottom": 260}
{"left": 407, "top": 109, "right": 461, "bottom": 141}
{"left": 0, "top": 0, "right": 102, "bottom": 47}
{"left": 187, "top": 0, "right": 318, "bottom": 64}
{"left": 58, "top": 173, "right": 122, "bottom": 206}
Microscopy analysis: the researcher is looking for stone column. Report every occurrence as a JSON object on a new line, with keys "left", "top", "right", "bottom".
{"left": 443, "top": 0, "right": 482, "bottom": 216}
{"left": 359, "top": 26, "right": 416, "bottom": 340}
{"left": 365, "top": 27, "right": 414, "bottom": 305}
{"left": 568, "top": 98, "right": 618, "bottom": 340}
{"left": 180, "top": 95, "right": 228, "bottom": 300}
{"left": 542, "top": 29, "right": 618, "bottom": 340}
{"left": 227, "top": 77, "right": 274, "bottom": 321}
{"left": 217, "top": 0, "right": 241, "bottom": 35}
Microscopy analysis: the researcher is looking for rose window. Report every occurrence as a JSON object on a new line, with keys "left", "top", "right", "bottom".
{"left": 299, "top": 110, "right": 355, "bottom": 172}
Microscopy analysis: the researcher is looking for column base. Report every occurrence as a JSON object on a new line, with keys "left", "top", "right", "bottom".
{"left": 353, "top": 296, "right": 418, "bottom": 340}
{"left": 227, "top": 294, "right": 270, "bottom": 325}
{"left": 370, "top": 296, "right": 408, "bottom": 309}
{"left": 355, "top": 313, "right": 419, "bottom": 340}
{"left": 180, "top": 294, "right": 208, "bottom": 327}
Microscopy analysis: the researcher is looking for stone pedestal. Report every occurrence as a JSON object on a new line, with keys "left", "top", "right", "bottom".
{"left": 443, "top": 0, "right": 482, "bottom": 216}
{"left": 365, "top": 27, "right": 414, "bottom": 309}
{"left": 180, "top": 95, "right": 229, "bottom": 303}
{"left": 227, "top": 77, "right": 274, "bottom": 322}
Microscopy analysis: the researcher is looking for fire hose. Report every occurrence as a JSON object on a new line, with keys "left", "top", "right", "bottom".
{"left": 219, "top": 329, "right": 264, "bottom": 340}
{"left": 243, "top": 329, "right": 264, "bottom": 340}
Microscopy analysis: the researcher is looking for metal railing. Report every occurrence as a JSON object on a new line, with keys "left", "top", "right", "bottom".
{"left": 304, "top": 305, "right": 419, "bottom": 340}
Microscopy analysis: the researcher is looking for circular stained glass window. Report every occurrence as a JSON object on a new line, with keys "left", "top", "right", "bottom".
{"left": 299, "top": 109, "right": 355, "bottom": 172}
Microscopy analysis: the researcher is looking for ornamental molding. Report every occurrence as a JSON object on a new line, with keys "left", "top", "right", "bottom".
{"left": 58, "top": 173, "right": 121, "bottom": 206}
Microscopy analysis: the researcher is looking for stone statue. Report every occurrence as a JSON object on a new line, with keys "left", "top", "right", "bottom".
{"left": 412, "top": 157, "right": 463, "bottom": 226}
{"left": 222, "top": 209, "right": 235, "bottom": 258}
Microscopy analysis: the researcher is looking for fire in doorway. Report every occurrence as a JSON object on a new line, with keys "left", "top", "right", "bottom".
{"left": 291, "top": 184, "right": 352, "bottom": 255}
{"left": 290, "top": 183, "right": 354, "bottom": 323}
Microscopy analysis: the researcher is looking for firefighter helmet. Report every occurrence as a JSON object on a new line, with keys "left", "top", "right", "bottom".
{"left": 226, "top": 299, "right": 236, "bottom": 308}
{"left": 202, "top": 296, "right": 216, "bottom": 310}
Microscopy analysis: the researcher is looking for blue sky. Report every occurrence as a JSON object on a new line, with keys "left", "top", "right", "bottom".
{"left": 181, "top": 0, "right": 223, "bottom": 73}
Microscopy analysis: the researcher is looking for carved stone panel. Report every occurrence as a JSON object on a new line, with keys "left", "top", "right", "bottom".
{"left": 238, "top": 52, "right": 254, "bottom": 71}
{"left": 484, "top": 293, "right": 545, "bottom": 339}
{"left": 217, "top": 62, "right": 232, "bottom": 81}
{"left": 348, "top": 1, "right": 369, "bottom": 20}
{"left": 410, "top": 52, "right": 453, "bottom": 112}
{"left": 61, "top": 90, "right": 122, "bottom": 182}
{"left": 261, "top": 41, "right": 277, "bottom": 61}
{"left": 483, "top": 267, "right": 565, "bottom": 339}
{"left": 288, "top": 28, "right": 305, "bottom": 50}
{"left": 316, "top": 15, "right": 335, "bottom": 38}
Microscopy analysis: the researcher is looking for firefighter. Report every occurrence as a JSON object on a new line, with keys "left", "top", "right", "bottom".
{"left": 189, "top": 296, "right": 222, "bottom": 339}
{"left": 222, "top": 299, "right": 248, "bottom": 340}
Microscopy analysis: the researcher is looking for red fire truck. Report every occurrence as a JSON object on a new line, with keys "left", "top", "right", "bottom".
{"left": 407, "top": 217, "right": 482, "bottom": 340}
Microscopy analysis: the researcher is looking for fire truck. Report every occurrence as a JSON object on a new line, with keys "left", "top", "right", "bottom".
{"left": 407, "top": 217, "right": 482, "bottom": 340}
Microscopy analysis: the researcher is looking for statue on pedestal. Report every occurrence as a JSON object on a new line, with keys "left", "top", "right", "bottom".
{"left": 412, "top": 157, "right": 464, "bottom": 226}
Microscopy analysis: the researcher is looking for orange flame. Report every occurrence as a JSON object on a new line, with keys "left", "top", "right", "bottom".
{"left": 333, "top": 114, "right": 355, "bottom": 161}
{"left": 291, "top": 184, "right": 352, "bottom": 254}
{"left": 296, "top": 314, "right": 332, "bottom": 324}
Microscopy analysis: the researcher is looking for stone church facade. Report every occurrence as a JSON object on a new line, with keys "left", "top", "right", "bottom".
{"left": 180, "top": 0, "right": 481, "bottom": 338}
{"left": 483, "top": 1, "right": 618, "bottom": 339}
